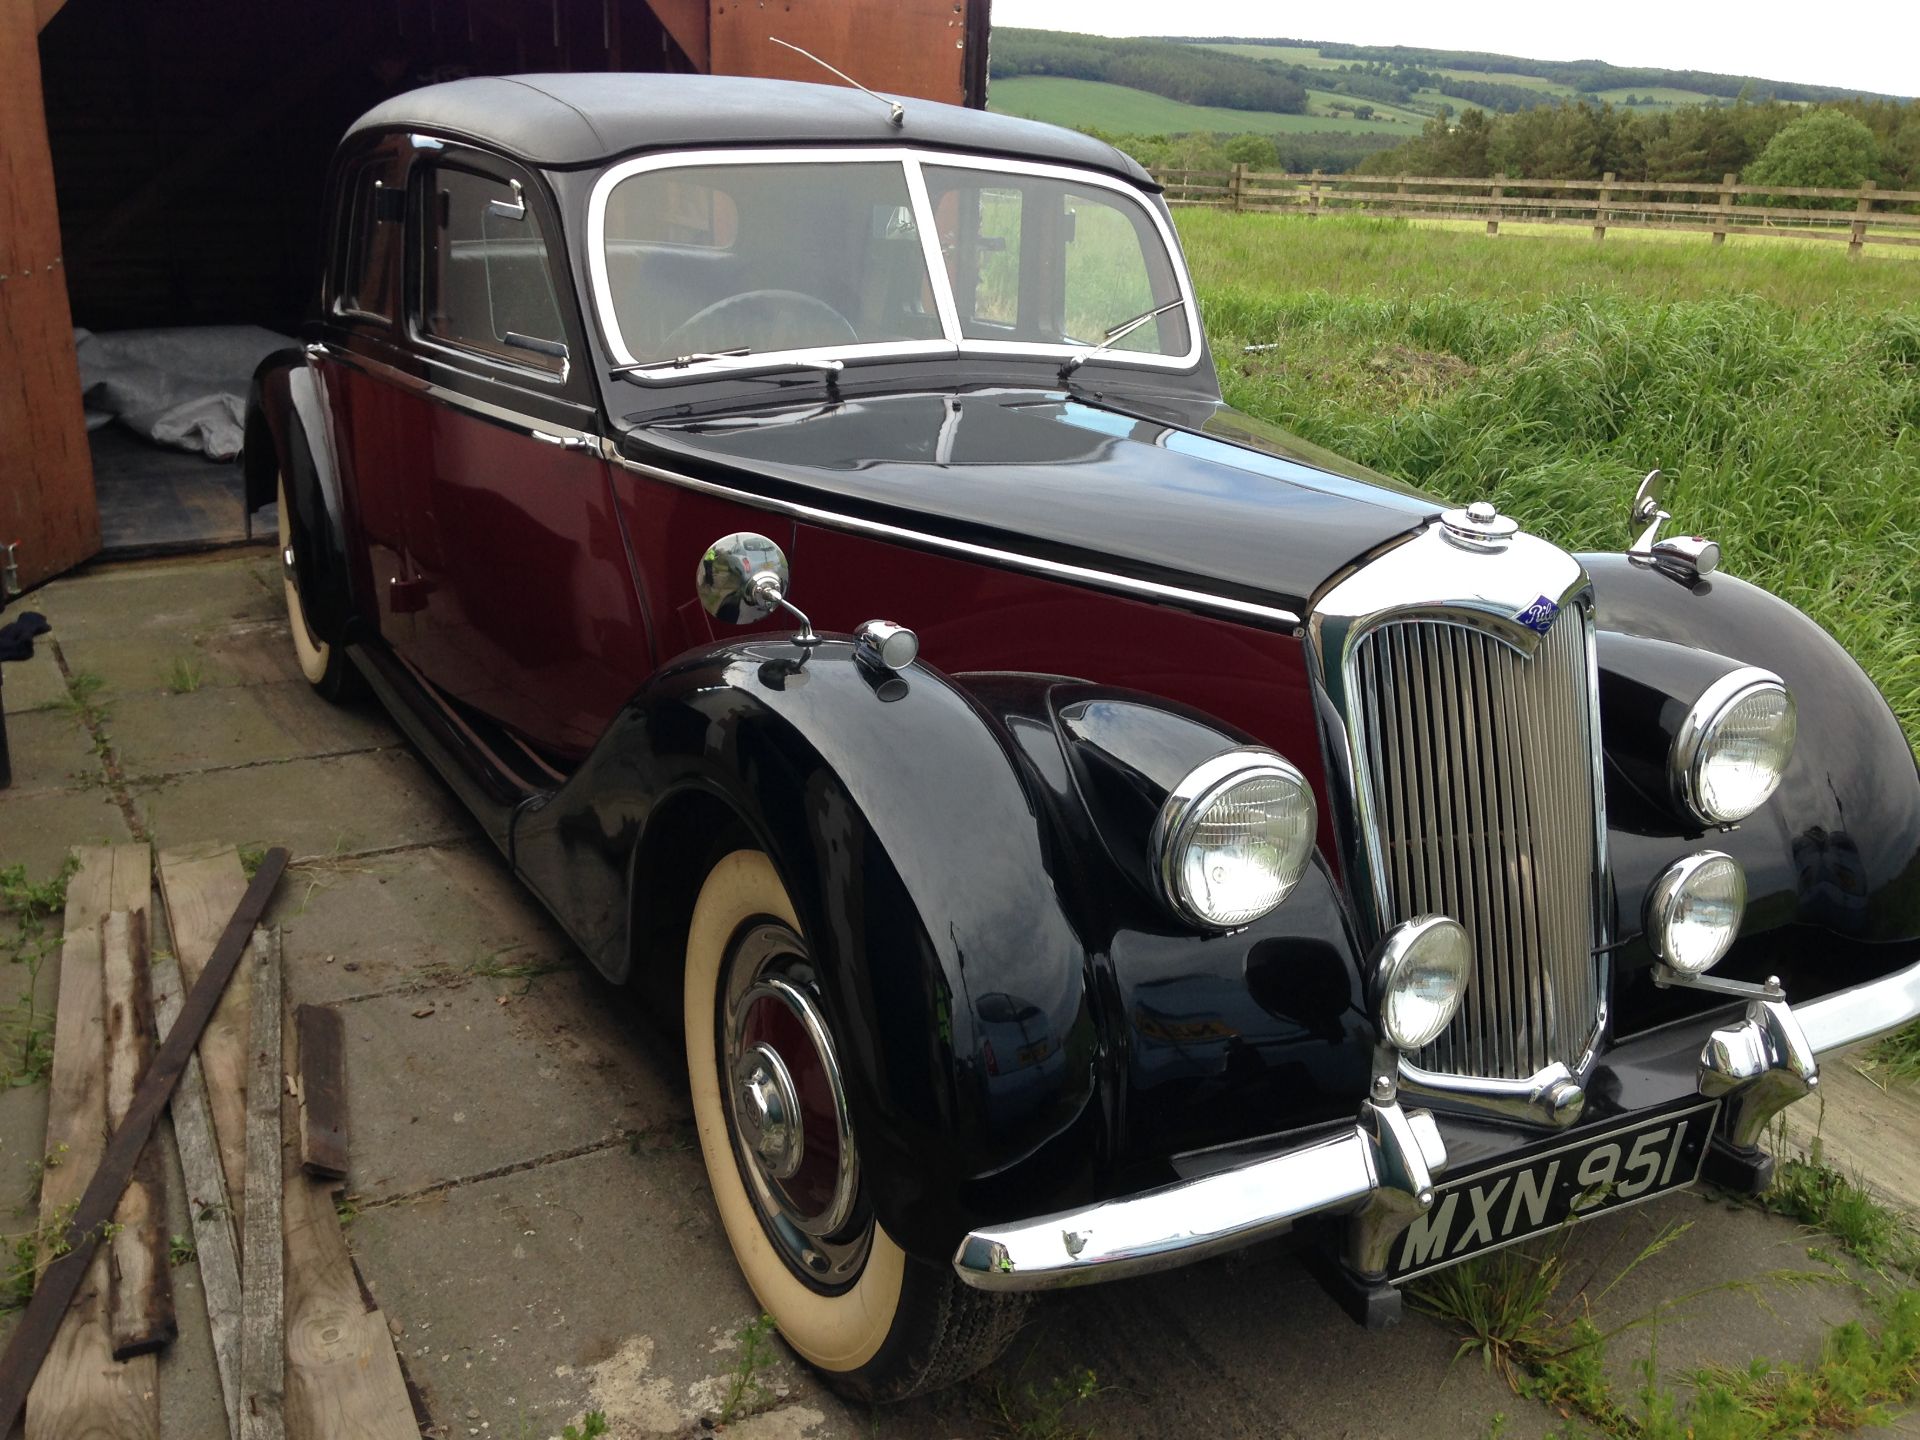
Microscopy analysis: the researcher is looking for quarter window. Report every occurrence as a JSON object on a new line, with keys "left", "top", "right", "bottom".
{"left": 338, "top": 166, "right": 401, "bottom": 322}
{"left": 421, "top": 166, "right": 569, "bottom": 374}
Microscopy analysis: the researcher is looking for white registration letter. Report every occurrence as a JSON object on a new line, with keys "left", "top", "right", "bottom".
{"left": 1397, "top": 1191, "right": 1460, "bottom": 1271}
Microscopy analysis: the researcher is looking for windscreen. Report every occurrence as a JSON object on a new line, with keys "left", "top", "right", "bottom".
{"left": 598, "top": 161, "right": 943, "bottom": 364}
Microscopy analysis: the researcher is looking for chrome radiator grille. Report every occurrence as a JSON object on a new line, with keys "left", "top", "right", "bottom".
{"left": 1350, "top": 609, "right": 1602, "bottom": 1080}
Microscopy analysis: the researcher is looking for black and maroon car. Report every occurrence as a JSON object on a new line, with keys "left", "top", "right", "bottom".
{"left": 246, "top": 72, "right": 1920, "bottom": 1401}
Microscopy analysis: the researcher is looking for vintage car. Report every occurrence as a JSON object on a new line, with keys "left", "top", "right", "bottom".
{"left": 245, "top": 72, "right": 1920, "bottom": 1401}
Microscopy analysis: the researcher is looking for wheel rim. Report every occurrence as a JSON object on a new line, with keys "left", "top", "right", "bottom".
{"left": 719, "top": 921, "right": 871, "bottom": 1289}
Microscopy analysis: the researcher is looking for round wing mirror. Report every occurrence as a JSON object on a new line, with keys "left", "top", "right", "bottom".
{"left": 697, "top": 532, "right": 791, "bottom": 625}
{"left": 1629, "top": 469, "right": 1666, "bottom": 534}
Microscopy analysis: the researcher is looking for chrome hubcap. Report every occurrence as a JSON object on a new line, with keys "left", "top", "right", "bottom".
{"left": 720, "top": 923, "right": 869, "bottom": 1286}
{"left": 731, "top": 1045, "right": 802, "bottom": 1180}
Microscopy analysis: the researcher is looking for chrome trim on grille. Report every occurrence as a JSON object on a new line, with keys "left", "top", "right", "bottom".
{"left": 1308, "top": 521, "right": 1610, "bottom": 1122}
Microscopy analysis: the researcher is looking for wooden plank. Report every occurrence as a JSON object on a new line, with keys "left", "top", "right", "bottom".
{"left": 294, "top": 1005, "right": 348, "bottom": 1181}
{"left": 152, "top": 952, "right": 244, "bottom": 1440}
{"left": 158, "top": 843, "right": 255, "bottom": 1241}
{"left": 25, "top": 846, "right": 156, "bottom": 1440}
{"left": 712, "top": 0, "right": 968, "bottom": 105}
{"left": 101, "top": 908, "right": 176, "bottom": 1359}
{"left": 282, "top": 1015, "right": 415, "bottom": 1440}
{"left": 0, "top": 0, "right": 100, "bottom": 590}
{"left": 240, "top": 929, "right": 286, "bottom": 1440}
{"left": 2, "top": 847, "right": 286, "bottom": 1440}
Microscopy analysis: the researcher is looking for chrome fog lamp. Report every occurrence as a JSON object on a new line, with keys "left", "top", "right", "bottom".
{"left": 1153, "top": 749, "right": 1316, "bottom": 930}
{"left": 1646, "top": 851, "right": 1746, "bottom": 974}
{"left": 1673, "top": 669, "right": 1795, "bottom": 825}
{"left": 1375, "top": 917, "right": 1471, "bottom": 1051}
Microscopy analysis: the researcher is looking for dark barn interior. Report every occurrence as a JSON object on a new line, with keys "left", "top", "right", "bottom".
{"left": 7, "top": 0, "right": 987, "bottom": 577}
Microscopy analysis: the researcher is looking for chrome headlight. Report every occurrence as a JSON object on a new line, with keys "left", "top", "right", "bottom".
{"left": 1646, "top": 851, "right": 1745, "bottom": 974}
{"left": 1673, "top": 669, "right": 1796, "bottom": 825}
{"left": 1375, "top": 917, "right": 1471, "bottom": 1051}
{"left": 1153, "top": 749, "right": 1317, "bottom": 930}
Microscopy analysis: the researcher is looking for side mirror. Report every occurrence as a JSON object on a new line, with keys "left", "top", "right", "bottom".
{"left": 696, "top": 533, "right": 817, "bottom": 646}
{"left": 1628, "top": 469, "right": 1667, "bottom": 549}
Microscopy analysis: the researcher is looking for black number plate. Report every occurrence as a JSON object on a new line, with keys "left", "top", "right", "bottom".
{"left": 1388, "top": 1099, "right": 1720, "bottom": 1283}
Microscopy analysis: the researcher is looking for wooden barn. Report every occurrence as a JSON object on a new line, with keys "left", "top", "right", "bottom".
{"left": 0, "top": 0, "right": 992, "bottom": 591}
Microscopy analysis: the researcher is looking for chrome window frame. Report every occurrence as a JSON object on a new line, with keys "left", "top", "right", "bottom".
{"left": 584, "top": 146, "right": 1203, "bottom": 377}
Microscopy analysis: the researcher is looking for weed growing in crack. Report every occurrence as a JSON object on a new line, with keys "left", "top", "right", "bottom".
{"left": 982, "top": 1365, "right": 1104, "bottom": 1440}
{"left": 0, "top": 856, "right": 78, "bottom": 1087}
{"left": 165, "top": 656, "right": 203, "bottom": 694}
{"left": 560, "top": 1412, "right": 607, "bottom": 1440}
{"left": 1414, "top": 1212, "right": 1912, "bottom": 1437}
{"left": 718, "top": 1312, "right": 778, "bottom": 1424}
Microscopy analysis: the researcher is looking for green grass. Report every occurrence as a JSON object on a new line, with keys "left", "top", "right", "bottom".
{"left": 988, "top": 75, "right": 1419, "bottom": 137}
{"left": 1179, "top": 211, "right": 1920, "bottom": 752}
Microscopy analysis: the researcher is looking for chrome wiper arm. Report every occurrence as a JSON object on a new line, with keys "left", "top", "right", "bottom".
{"left": 613, "top": 348, "right": 847, "bottom": 384}
{"left": 1059, "top": 298, "right": 1185, "bottom": 382}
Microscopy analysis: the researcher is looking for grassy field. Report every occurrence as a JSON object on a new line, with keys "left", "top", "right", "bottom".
{"left": 1177, "top": 211, "right": 1920, "bottom": 747}
{"left": 987, "top": 76, "right": 1421, "bottom": 137}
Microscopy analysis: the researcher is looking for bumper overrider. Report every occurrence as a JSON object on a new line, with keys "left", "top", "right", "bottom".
{"left": 952, "top": 956, "right": 1920, "bottom": 1295}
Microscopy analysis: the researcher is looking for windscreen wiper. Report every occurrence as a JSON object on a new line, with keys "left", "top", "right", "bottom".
{"left": 613, "top": 348, "right": 846, "bottom": 384}
{"left": 1058, "top": 298, "right": 1185, "bottom": 381}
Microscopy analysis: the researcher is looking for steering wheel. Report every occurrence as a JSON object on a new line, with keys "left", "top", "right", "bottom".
{"left": 663, "top": 289, "right": 859, "bottom": 354}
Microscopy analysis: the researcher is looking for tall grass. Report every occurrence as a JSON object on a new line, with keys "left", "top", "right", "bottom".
{"left": 1182, "top": 214, "right": 1920, "bottom": 749}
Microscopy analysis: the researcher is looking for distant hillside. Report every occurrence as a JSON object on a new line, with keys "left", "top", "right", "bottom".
{"left": 1163, "top": 36, "right": 1913, "bottom": 107}
{"left": 990, "top": 28, "right": 1307, "bottom": 114}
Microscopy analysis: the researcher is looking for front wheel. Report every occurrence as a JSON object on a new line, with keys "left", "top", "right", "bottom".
{"left": 684, "top": 849, "right": 1025, "bottom": 1403}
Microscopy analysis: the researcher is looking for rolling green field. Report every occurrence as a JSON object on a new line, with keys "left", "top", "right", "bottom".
{"left": 986, "top": 76, "right": 1421, "bottom": 137}
{"left": 1177, "top": 210, "right": 1920, "bottom": 747}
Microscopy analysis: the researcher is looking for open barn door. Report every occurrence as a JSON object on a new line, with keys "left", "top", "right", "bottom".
{"left": 0, "top": 0, "right": 98, "bottom": 592}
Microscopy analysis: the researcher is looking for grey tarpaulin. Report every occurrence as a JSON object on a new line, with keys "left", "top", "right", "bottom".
{"left": 75, "top": 326, "right": 295, "bottom": 461}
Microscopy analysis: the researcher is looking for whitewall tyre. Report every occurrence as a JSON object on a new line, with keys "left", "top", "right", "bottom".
{"left": 276, "top": 474, "right": 362, "bottom": 702}
{"left": 684, "top": 848, "right": 1026, "bottom": 1402}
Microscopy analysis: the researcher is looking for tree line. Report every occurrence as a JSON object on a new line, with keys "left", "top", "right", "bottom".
{"left": 990, "top": 29, "right": 1308, "bottom": 114}
{"left": 1354, "top": 99, "right": 1919, "bottom": 195}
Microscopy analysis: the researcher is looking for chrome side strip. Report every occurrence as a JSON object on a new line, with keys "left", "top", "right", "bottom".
{"left": 311, "top": 343, "right": 601, "bottom": 445}
{"left": 605, "top": 448, "right": 1304, "bottom": 632}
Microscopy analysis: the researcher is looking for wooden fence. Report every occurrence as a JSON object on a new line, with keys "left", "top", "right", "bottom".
{"left": 1150, "top": 167, "right": 1920, "bottom": 256}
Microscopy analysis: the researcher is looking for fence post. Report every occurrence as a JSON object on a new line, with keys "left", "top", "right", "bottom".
{"left": 1849, "top": 179, "right": 1876, "bottom": 260}
{"left": 1487, "top": 174, "right": 1504, "bottom": 236}
{"left": 1712, "top": 173, "right": 1736, "bottom": 245}
{"left": 1593, "top": 171, "right": 1614, "bottom": 241}
{"left": 1396, "top": 176, "right": 1408, "bottom": 217}
{"left": 1230, "top": 162, "right": 1246, "bottom": 213}
{"left": 1309, "top": 169, "right": 1322, "bottom": 219}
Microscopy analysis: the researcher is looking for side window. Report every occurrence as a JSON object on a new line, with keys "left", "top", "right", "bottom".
{"left": 420, "top": 165, "right": 569, "bottom": 374}
{"left": 337, "top": 163, "right": 403, "bottom": 323}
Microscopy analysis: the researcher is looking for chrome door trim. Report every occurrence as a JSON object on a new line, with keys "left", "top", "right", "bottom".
{"left": 314, "top": 343, "right": 600, "bottom": 446}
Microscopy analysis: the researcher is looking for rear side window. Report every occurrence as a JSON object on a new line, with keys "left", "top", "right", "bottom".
{"left": 337, "top": 164, "right": 402, "bottom": 322}
{"left": 420, "top": 166, "right": 569, "bottom": 374}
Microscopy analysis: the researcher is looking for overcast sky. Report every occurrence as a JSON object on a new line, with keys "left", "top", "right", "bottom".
{"left": 988, "top": 1, "right": 1919, "bottom": 100}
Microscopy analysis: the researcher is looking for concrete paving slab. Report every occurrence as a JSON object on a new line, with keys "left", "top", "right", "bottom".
{"left": 350, "top": 1144, "right": 853, "bottom": 1440}
{"left": 110, "top": 681, "right": 395, "bottom": 780}
{"left": 0, "top": 787, "right": 134, "bottom": 879}
{"left": 274, "top": 842, "right": 573, "bottom": 1007}
{"left": 1777, "top": 1051, "right": 1920, "bottom": 1218}
{"left": 194, "top": 616, "right": 311, "bottom": 689}
{"left": 0, "top": 708, "right": 105, "bottom": 797}
{"left": 0, "top": 645, "right": 69, "bottom": 714}
{"left": 132, "top": 748, "right": 479, "bottom": 862}
{"left": 37, "top": 555, "right": 282, "bottom": 697}
{"left": 333, "top": 976, "right": 675, "bottom": 1203}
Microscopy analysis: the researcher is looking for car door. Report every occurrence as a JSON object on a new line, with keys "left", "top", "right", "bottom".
{"left": 397, "top": 147, "right": 652, "bottom": 759}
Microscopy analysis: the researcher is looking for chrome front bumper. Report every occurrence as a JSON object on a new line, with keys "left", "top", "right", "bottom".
{"left": 953, "top": 955, "right": 1920, "bottom": 1294}
{"left": 953, "top": 1093, "right": 1445, "bottom": 1292}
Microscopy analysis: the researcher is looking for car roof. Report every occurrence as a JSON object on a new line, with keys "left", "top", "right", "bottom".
{"left": 345, "top": 72, "right": 1155, "bottom": 185}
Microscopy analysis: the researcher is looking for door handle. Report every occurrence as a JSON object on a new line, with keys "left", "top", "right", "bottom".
{"left": 531, "top": 430, "right": 594, "bottom": 452}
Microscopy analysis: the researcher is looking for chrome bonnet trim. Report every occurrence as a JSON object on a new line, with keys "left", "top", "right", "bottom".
{"left": 605, "top": 449, "right": 1305, "bottom": 632}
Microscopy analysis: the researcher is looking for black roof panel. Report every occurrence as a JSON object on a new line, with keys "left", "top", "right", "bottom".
{"left": 346, "top": 73, "right": 1153, "bottom": 183}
